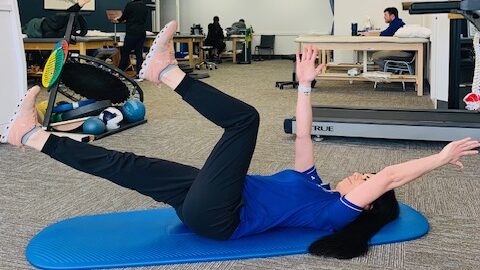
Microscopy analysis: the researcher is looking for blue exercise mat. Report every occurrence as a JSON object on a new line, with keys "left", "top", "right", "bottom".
{"left": 26, "top": 203, "right": 428, "bottom": 269}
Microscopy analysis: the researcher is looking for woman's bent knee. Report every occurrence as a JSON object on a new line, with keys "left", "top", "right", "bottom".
{"left": 245, "top": 106, "right": 260, "bottom": 128}
{"left": 181, "top": 203, "right": 237, "bottom": 240}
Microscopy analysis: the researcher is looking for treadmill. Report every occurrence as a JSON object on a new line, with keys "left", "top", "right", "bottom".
{"left": 284, "top": 0, "right": 480, "bottom": 142}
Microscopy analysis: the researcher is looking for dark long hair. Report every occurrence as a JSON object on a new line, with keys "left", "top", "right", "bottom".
{"left": 308, "top": 190, "right": 399, "bottom": 259}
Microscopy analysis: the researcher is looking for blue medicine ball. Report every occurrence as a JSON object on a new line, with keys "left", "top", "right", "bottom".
{"left": 122, "top": 99, "right": 146, "bottom": 123}
{"left": 83, "top": 117, "right": 106, "bottom": 135}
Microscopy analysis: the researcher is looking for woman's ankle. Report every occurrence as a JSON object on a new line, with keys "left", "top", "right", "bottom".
{"left": 25, "top": 129, "right": 50, "bottom": 151}
{"left": 160, "top": 66, "right": 186, "bottom": 90}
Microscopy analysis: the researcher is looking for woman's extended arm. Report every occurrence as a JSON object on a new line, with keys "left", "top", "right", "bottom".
{"left": 294, "top": 45, "right": 324, "bottom": 172}
{"left": 345, "top": 138, "right": 480, "bottom": 208}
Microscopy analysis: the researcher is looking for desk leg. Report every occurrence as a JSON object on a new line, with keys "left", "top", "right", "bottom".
{"left": 233, "top": 38, "right": 237, "bottom": 64}
{"left": 415, "top": 45, "right": 424, "bottom": 96}
{"left": 199, "top": 40, "right": 204, "bottom": 63}
{"left": 321, "top": 50, "right": 326, "bottom": 74}
{"left": 188, "top": 40, "right": 194, "bottom": 68}
{"left": 79, "top": 43, "right": 86, "bottom": 56}
{"left": 363, "top": 50, "right": 368, "bottom": 73}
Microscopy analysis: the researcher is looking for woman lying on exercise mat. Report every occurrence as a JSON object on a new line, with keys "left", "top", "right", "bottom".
{"left": 2, "top": 21, "right": 478, "bottom": 259}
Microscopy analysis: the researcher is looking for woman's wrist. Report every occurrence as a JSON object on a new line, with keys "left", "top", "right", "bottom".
{"left": 298, "top": 84, "right": 312, "bottom": 94}
{"left": 299, "top": 81, "right": 311, "bottom": 88}
{"left": 435, "top": 153, "right": 450, "bottom": 166}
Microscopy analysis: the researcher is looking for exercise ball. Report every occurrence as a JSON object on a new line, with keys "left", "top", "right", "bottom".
{"left": 83, "top": 117, "right": 106, "bottom": 135}
{"left": 99, "top": 107, "right": 123, "bottom": 131}
{"left": 122, "top": 99, "right": 146, "bottom": 123}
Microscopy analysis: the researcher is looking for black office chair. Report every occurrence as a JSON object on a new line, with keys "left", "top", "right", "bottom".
{"left": 275, "top": 54, "right": 316, "bottom": 90}
{"left": 255, "top": 35, "right": 275, "bottom": 60}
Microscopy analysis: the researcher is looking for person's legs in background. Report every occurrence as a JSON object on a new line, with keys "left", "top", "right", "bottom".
{"left": 372, "top": 50, "right": 414, "bottom": 71}
{"left": 134, "top": 36, "right": 146, "bottom": 73}
{"left": 212, "top": 40, "right": 226, "bottom": 60}
{"left": 118, "top": 35, "right": 137, "bottom": 71}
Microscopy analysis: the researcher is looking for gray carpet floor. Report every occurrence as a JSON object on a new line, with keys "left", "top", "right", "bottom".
{"left": 1, "top": 60, "right": 479, "bottom": 269}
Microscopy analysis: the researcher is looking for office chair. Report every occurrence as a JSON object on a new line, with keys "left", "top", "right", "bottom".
{"left": 196, "top": 46, "right": 218, "bottom": 70}
{"left": 255, "top": 35, "right": 275, "bottom": 60}
{"left": 378, "top": 55, "right": 416, "bottom": 90}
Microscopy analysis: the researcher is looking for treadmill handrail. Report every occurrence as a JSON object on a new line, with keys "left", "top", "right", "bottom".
{"left": 410, "top": 0, "right": 480, "bottom": 32}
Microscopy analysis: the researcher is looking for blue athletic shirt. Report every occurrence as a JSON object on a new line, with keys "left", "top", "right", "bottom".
{"left": 230, "top": 167, "right": 363, "bottom": 239}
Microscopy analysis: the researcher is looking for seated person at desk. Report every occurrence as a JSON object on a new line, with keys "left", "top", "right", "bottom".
{"left": 22, "top": 0, "right": 90, "bottom": 38}
{"left": 228, "top": 19, "right": 246, "bottom": 35}
{"left": 114, "top": 0, "right": 149, "bottom": 73}
{"left": 227, "top": 19, "right": 247, "bottom": 52}
{"left": 360, "top": 7, "right": 413, "bottom": 71}
{"left": 205, "top": 16, "right": 226, "bottom": 59}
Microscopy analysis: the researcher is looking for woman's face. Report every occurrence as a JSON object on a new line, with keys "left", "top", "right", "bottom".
{"left": 335, "top": 172, "right": 373, "bottom": 196}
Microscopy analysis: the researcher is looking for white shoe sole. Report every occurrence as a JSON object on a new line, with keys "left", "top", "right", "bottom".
{"left": 0, "top": 92, "right": 28, "bottom": 144}
{"left": 139, "top": 22, "right": 175, "bottom": 80}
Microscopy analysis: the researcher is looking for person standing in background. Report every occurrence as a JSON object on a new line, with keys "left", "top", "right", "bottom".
{"left": 115, "top": 0, "right": 149, "bottom": 74}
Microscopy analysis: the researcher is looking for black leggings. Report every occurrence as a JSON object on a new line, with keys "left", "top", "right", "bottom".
{"left": 41, "top": 76, "right": 259, "bottom": 240}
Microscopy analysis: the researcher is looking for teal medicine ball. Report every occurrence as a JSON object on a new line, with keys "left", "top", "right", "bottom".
{"left": 83, "top": 117, "right": 106, "bottom": 135}
{"left": 122, "top": 99, "right": 146, "bottom": 123}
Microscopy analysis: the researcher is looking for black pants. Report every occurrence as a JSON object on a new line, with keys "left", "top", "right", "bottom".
{"left": 119, "top": 35, "right": 146, "bottom": 72}
{"left": 41, "top": 76, "right": 259, "bottom": 240}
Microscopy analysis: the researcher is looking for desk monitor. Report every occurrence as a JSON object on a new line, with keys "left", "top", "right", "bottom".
{"left": 44, "top": 0, "right": 96, "bottom": 11}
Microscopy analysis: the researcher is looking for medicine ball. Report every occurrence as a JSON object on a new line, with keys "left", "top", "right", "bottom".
{"left": 83, "top": 117, "right": 106, "bottom": 135}
{"left": 122, "top": 99, "right": 146, "bottom": 123}
{"left": 99, "top": 107, "right": 124, "bottom": 131}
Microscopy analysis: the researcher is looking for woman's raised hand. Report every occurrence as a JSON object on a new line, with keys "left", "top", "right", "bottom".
{"left": 296, "top": 45, "right": 325, "bottom": 87}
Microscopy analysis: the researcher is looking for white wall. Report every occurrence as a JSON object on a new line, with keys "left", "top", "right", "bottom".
{"left": 1, "top": 0, "right": 27, "bottom": 132}
{"left": 178, "top": 0, "right": 333, "bottom": 54}
{"left": 334, "top": 0, "right": 449, "bottom": 103}
{"left": 334, "top": 0, "right": 432, "bottom": 63}
{"left": 429, "top": 14, "right": 450, "bottom": 104}
{"left": 159, "top": 0, "right": 178, "bottom": 30}
{"left": 335, "top": 0, "right": 427, "bottom": 36}
{"left": 166, "top": 0, "right": 450, "bottom": 103}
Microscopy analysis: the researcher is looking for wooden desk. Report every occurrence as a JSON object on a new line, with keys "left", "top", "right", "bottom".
{"left": 23, "top": 37, "right": 115, "bottom": 55}
{"left": 224, "top": 35, "right": 245, "bottom": 63}
{"left": 296, "top": 35, "right": 429, "bottom": 96}
{"left": 145, "top": 34, "right": 204, "bottom": 68}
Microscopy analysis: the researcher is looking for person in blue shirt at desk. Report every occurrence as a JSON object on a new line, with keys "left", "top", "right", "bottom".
{"left": 360, "top": 7, "right": 414, "bottom": 71}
